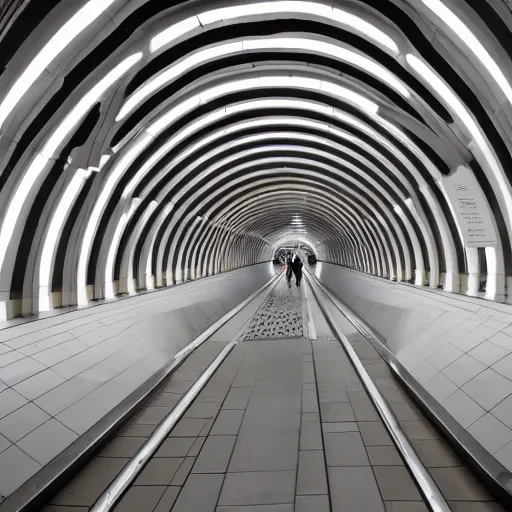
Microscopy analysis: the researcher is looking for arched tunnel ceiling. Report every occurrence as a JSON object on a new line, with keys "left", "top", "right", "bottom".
{"left": 0, "top": 0, "right": 511, "bottom": 318}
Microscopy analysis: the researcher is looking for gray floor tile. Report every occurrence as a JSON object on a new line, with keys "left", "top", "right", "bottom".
{"left": 185, "top": 402, "right": 220, "bottom": 419}
{"left": 136, "top": 407, "right": 170, "bottom": 425}
{"left": 302, "top": 390, "right": 319, "bottom": 413}
{"left": 430, "top": 467, "right": 492, "bottom": 501}
{"left": 171, "top": 456, "right": 195, "bottom": 486}
{"left": 0, "top": 445, "right": 41, "bottom": 496}
{"left": 211, "top": 410, "right": 244, "bottom": 435}
{"left": 0, "top": 402, "right": 50, "bottom": 442}
{"left": 172, "top": 473, "right": 224, "bottom": 512}
{"left": 295, "top": 495, "right": 330, "bottom": 512}
{"left": 154, "top": 486, "right": 180, "bottom": 512}
{"left": 169, "top": 418, "right": 209, "bottom": 437}
{"left": 359, "top": 422, "right": 393, "bottom": 446}
{"left": 322, "top": 422, "right": 359, "bottom": 433}
{"left": 193, "top": 435, "right": 236, "bottom": 473}
{"left": 99, "top": 436, "right": 145, "bottom": 458}
{"left": 385, "top": 502, "right": 429, "bottom": 512}
{"left": 152, "top": 392, "right": 181, "bottom": 407}
{"left": 223, "top": 387, "right": 252, "bottom": 409}
{"left": 303, "top": 412, "right": 320, "bottom": 422}
{"left": 52, "top": 458, "right": 128, "bottom": 506}
{"left": 188, "top": 436, "right": 206, "bottom": 456}
{"left": 319, "top": 390, "right": 349, "bottom": 403}
{"left": 348, "top": 394, "right": 380, "bottom": 421}
{"left": 0, "top": 388, "right": 28, "bottom": 419}
{"left": 135, "top": 457, "right": 183, "bottom": 485}
{"left": 389, "top": 402, "right": 422, "bottom": 421}
{"left": 229, "top": 433, "right": 299, "bottom": 472}
{"left": 367, "top": 446, "right": 403, "bottom": 466}
{"left": 324, "top": 432, "right": 369, "bottom": 466}
{"left": 17, "top": 418, "right": 77, "bottom": 465}
{"left": 373, "top": 466, "right": 422, "bottom": 501}
{"left": 296, "top": 450, "right": 328, "bottom": 495}
{"left": 300, "top": 420, "right": 323, "bottom": 450}
{"left": 217, "top": 506, "right": 293, "bottom": 511}
{"left": 155, "top": 437, "right": 195, "bottom": 457}
{"left": 119, "top": 423, "right": 156, "bottom": 437}
{"left": 411, "top": 439, "right": 461, "bottom": 468}
{"left": 329, "top": 466, "right": 385, "bottom": 512}
{"left": 115, "top": 485, "right": 166, "bottom": 512}
{"left": 219, "top": 471, "right": 296, "bottom": 506}
{"left": 320, "top": 402, "right": 355, "bottom": 422}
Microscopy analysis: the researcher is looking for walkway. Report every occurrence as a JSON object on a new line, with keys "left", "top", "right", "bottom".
{"left": 40, "top": 276, "right": 503, "bottom": 512}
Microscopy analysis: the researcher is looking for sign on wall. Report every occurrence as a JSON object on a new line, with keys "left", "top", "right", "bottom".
{"left": 441, "top": 166, "right": 497, "bottom": 247}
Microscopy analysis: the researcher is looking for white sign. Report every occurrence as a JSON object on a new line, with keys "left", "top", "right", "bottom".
{"left": 441, "top": 166, "right": 497, "bottom": 247}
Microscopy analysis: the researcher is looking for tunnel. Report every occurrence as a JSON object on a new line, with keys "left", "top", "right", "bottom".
{"left": 1, "top": 0, "right": 512, "bottom": 510}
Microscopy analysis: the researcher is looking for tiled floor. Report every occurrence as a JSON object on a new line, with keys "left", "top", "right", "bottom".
{"left": 0, "top": 264, "right": 272, "bottom": 499}
{"left": 3, "top": 275, "right": 504, "bottom": 511}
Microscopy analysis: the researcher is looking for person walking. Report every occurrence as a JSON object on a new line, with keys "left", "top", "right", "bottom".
{"left": 291, "top": 253, "right": 303, "bottom": 287}
{"left": 285, "top": 253, "right": 294, "bottom": 288}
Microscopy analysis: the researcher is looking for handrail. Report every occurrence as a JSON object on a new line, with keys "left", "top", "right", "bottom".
{"left": 305, "top": 270, "right": 452, "bottom": 512}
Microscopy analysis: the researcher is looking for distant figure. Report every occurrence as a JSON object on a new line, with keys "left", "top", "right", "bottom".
{"left": 285, "top": 252, "right": 294, "bottom": 288}
{"left": 291, "top": 254, "right": 303, "bottom": 287}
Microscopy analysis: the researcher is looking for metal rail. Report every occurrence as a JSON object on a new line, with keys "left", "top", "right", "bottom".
{"left": 305, "top": 270, "right": 452, "bottom": 512}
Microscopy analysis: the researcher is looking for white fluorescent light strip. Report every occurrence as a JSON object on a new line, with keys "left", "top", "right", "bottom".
{"left": 104, "top": 198, "right": 140, "bottom": 300}
{"left": 150, "top": 16, "right": 201, "bottom": 53}
{"left": 406, "top": 54, "right": 512, "bottom": 221}
{"left": 420, "top": 0, "right": 512, "bottom": 105}
{"left": 38, "top": 169, "right": 91, "bottom": 312}
{"left": 120, "top": 37, "right": 406, "bottom": 120}
{"left": 194, "top": 2, "right": 398, "bottom": 54}
{"left": 0, "top": 53, "right": 142, "bottom": 276}
{"left": 0, "top": 0, "right": 118, "bottom": 132}
{"left": 77, "top": 134, "right": 153, "bottom": 306}
{"left": 44, "top": 53, "right": 142, "bottom": 157}
{"left": 148, "top": 76, "right": 378, "bottom": 138}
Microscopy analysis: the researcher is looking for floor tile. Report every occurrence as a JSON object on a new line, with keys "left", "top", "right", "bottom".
{"left": 296, "top": 450, "right": 328, "bottom": 495}
{"left": 295, "top": 495, "right": 329, "bottom": 512}
{"left": 229, "top": 433, "right": 299, "bottom": 472}
{"left": 135, "top": 457, "right": 183, "bottom": 486}
{"left": 373, "top": 466, "right": 422, "bottom": 501}
{"left": 0, "top": 402, "right": 50, "bottom": 442}
{"left": 119, "top": 423, "right": 156, "bottom": 438}
{"left": 13, "top": 368, "right": 66, "bottom": 400}
{"left": 442, "top": 391, "right": 485, "bottom": 428}
{"left": 98, "top": 436, "right": 145, "bottom": 458}
{"left": 0, "top": 388, "right": 28, "bottom": 419}
{"left": 169, "top": 418, "right": 209, "bottom": 437}
{"left": 424, "top": 372, "right": 458, "bottom": 403}
{"left": 135, "top": 407, "right": 170, "bottom": 425}
{"left": 469, "top": 341, "right": 508, "bottom": 367}
{"left": 320, "top": 402, "right": 355, "bottom": 422}
{"left": 300, "top": 420, "right": 323, "bottom": 450}
{"left": 171, "top": 456, "right": 195, "bottom": 486}
{"left": 359, "top": 421, "right": 393, "bottom": 446}
{"left": 428, "top": 344, "right": 464, "bottom": 371}
{"left": 442, "top": 354, "right": 486, "bottom": 387}
{"left": 0, "top": 433, "right": 10, "bottom": 454}
{"left": 447, "top": 503, "right": 505, "bottom": 512}
{"left": 211, "top": 410, "right": 244, "bottom": 435}
{"left": 115, "top": 485, "right": 166, "bottom": 512}
{"left": 385, "top": 502, "right": 428, "bottom": 512}
{"left": 185, "top": 402, "right": 220, "bottom": 419}
{"left": 492, "top": 353, "right": 512, "bottom": 380}
{"left": 324, "top": 432, "right": 369, "bottom": 466}
{"left": 219, "top": 471, "right": 296, "bottom": 506}
{"left": 172, "top": 473, "right": 224, "bottom": 511}
{"left": 17, "top": 419, "right": 77, "bottom": 465}
{"left": 367, "top": 446, "right": 403, "bottom": 466}
{"left": 0, "top": 445, "right": 41, "bottom": 496}
{"left": 193, "top": 435, "right": 236, "bottom": 473}
{"left": 0, "top": 357, "right": 47, "bottom": 386}
{"left": 222, "top": 387, "right": 252, "bottom": 410}
{"left": 56, "top": 395, "right": 107, "bottom": 435}
{"left": 217, "top": 506, "right": 293, "bottom": 512}
{"left": 463, "top": 369, "right": 512, "bottom": 410}
{"left": 155, "top": 437, "right": 195, "bottom": 457}
{"left": 153, "top": 486, "right": 180, "bottom": 512}
{"left": 328, "top": 466, "right": 385, "bottom": 512}
{"left": 322, "top": 422, "right": 359, "bottom": 433}
{"left": 410, "top": 439, "right": 461, "bottom": 468}
{"left": 468, "top": 413, "right": 512, "bottom": 454}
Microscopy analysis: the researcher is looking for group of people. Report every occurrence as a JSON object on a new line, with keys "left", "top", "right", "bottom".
{"left": 284, "top": 252, "right": 303, "bottom": 288}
